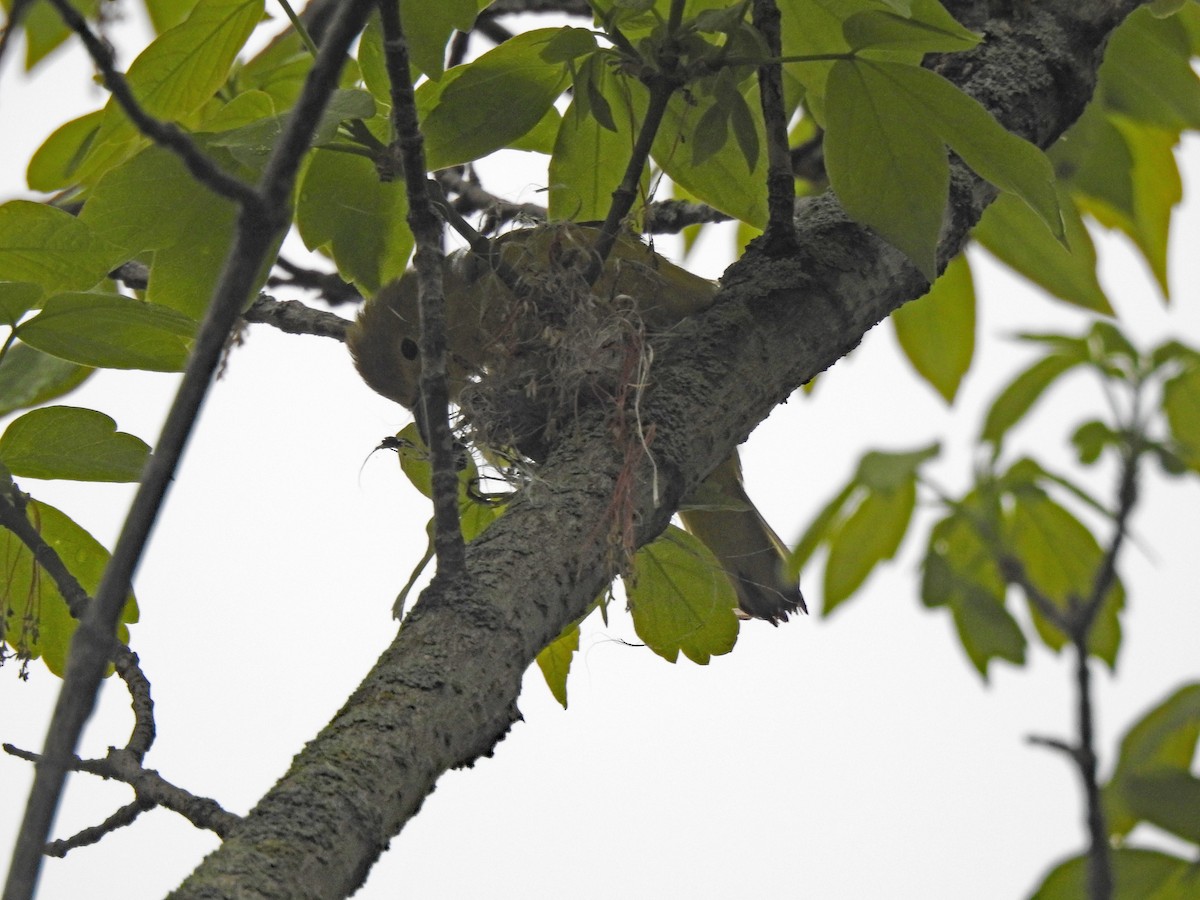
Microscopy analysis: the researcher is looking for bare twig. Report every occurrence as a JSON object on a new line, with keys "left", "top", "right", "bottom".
{"left": 44, "top": 799, "right": 153, "bottom": 857}
{"left": 4, "top": 4, "right": 377, "bottom": 896}
{"left": 379, "top": 0, "right": 466, "bottom": 573}
{"left": 752, "top": 0, "right": 798, "bottom": 254}
{"left": 243, "top": 295, "right": 352, "bottom": 340}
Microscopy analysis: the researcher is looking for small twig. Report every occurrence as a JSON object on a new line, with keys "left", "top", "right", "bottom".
{"left": 44, "top": 0, "right": 261, "bottom": 210}
{"left": 435, "top": 168, "right": 548, "bottom": 227}
{"left": 752, "top": 0, "right": 798, "bottom": 254}
{"left": 1072, "top": 632, "right": 1112, "bottom": 900}
{"left": 43, "top": 798, "right": 154, "bottom": 857}
{"left": 643, "top": 199, "right": 731, "bottom": 233}
{"left": 3, "top": 743, "right": 241, "bottom": 845}
{"left": 1026, "top": 734, "right": 1081, "bottom": 761}
{"left": 243, "top": 295, "right": 352, "bottom": 341}
{"left": 268, "top": 258, "right": 363, "bottom": 306}
{"left": 379, "top": 0, "right": 466, "bottom": 573}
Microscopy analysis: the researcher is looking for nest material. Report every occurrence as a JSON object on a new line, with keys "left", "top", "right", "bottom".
{"left": 456, "top": 231, "right": 656, "bottom": 465}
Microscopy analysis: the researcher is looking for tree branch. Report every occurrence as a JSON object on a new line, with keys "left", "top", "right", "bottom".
{"left": 379, "top": 1, "right": 466, "bottom": 575}
{"left": 752, "top": 0, "right": 798, "bottom": 253}
{"left": 166, "top": 4, "right": 1136, "bottom": 897}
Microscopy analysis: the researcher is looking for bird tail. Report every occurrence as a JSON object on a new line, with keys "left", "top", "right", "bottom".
{"left": 678, "top": 454, "right": 806, "bottom": 625}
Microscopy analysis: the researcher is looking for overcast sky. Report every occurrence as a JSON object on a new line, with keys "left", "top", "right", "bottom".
{"left": 1, "top": 9, "right": 1198, "bottom": 898}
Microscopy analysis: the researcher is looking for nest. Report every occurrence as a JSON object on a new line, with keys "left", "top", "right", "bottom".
{"left": 455, "top": 227, "right": 656, "bottom": 467}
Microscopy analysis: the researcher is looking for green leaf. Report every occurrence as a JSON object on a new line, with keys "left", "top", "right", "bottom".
{"left": 549, "top": 57, "right": 650, "bottom": 222}
{"left": 842, "top": 8, "right": 979, "bottom": 53}
{"left": 1163, "top": 365, "right": 1200, "bottom": 472}
{"left": 296, "top": 149, "right": 412, "bottom": 294}
{"left": 1109, "top": 116, "right": 1182, "bottom": 296}
{"left": 627, "top": 525, "right": 739, "bottom": 665}
{"left": 539, "top": 26, "right": 599, "bottom": 63}
{"left": 399, "top": 0, "right": 480, "bottom": 79}
{"left": 891, "top": 254, "right": 975, "bottom": 402}
{"left": 948, "top": 589, "right": 1026, "bottom": 678}
{"left": 889, "top": 62, "right": 1063, "bottom": 240}
{"left": 0, "top": 344, "right": 93, "bottom": 418}
{"left": 26, "top": 110, "right": 104, "bottom": 192}
{"left": 0, "top": 202, "right": 121, "bottom": 293}
{"left": 78, "top": 0, "right": 265, "bottom": 180}
{"left": 980, "top": 350, "right": 1086, "bottom": 447}
{"left": 206, "top": 89, "right": 377, "bottom": 170}
{"left": 1123, "top": 771, "right": 1200, "bottom": 845}
{"left": 824, "top": 59, "right": 947, "bottom": 278}
{"left": 0, "top": 499, "right": 138, "bottom": 677}
{"left": 536, "top": 621, "right": 581, "bottom": 708}
{"left": 653, "top": 80, "right": 768, "bottom": 228}
{"left": 6, "top": 0, "right": 98, "bottom": 69}
{"left": 1072, "top": 420, "right": 1121, "bottom": 465}
{"left": 1099, "top": 7, "right": 1200, "bottom": 131}
{"left": 0, "top": 283, "right": 43, "bottom": 326}
{"left": 975, "top": 187, "right": 1112, "bottom": 315}
{"left": 1105, "top": 683, "right": 1200, "bottom": 836}
{"left": 854, "top": 443, "right": 939, "bottom": 492}
{"left": 1006, "top": 491, "right": 1123, "bottom": 665}
{"left": 823, "top": 477, "right": 915, "bottom": 614}
{"left": 17, "top": 293, "right": 195, "bottom": 372}
{"left": 786, "top": 480, "right": 856, "bottom": 578}
{"left": 0, "top": 406, "right": 150, "bottom": 482}
{"left": 419, "top": 28, "right": 571, "bottom": 170}
{"left": 144, "top": 0, "right": 203, "bottom": 33}
{"left": 1030, "top": 848, "right": 1193, "bottom": 900}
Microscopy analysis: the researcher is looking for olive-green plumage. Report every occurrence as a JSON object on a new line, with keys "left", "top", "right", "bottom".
{"left": 347, "top": 223, "right": 804, "bottom": 623}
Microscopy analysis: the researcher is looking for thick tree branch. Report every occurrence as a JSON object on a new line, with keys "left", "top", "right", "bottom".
{"left": 167, "top": 3, "right": 1137, "bottom": 898}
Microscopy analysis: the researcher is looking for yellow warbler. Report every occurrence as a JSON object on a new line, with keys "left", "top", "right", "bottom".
{"left": 347, "top": 223, "right": 804, "bottom": 623}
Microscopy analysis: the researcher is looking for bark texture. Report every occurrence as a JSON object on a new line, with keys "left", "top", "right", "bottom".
{"left": 170, "top": 2, "right": 1142, "bottom": 897}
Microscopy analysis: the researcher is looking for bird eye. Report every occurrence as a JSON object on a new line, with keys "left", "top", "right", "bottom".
{"left": 400, "top": 338, "right": 419, "bottom": 360}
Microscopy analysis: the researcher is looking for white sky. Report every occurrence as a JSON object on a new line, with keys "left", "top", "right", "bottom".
{"left": 1, "top": 8, "right": 1198, "bottom": 899}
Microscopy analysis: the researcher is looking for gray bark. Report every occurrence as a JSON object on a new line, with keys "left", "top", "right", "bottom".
{"left": 170, "top": 2, "right": 1141, "bottom": 897}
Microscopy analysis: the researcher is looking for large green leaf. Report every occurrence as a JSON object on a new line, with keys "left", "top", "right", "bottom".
{"left": 0, "top": 499, "right": 138, "bottom": 677}
{"left": 296, "top": 149, "right": 412, "bottom": 294}
{"left": 826, "top": 59, "right": 1062, "bottom": 276}
{"left": 419, "top": 28, "right": 570, "bottom": 170}
{"left": 18, "top": 293, "right": 195, "bottom": 371}
{"left": 1105, "top": 682, "right": 1200, "bottom": 836}
{"left": 1030, "top": 848, "right": 1193, "bottom": 900}
{"left": 2, "top": 0, "right": 98, "bottom": 70}
{"left": 975, "top": 187, "right": 1112, "bottom": 315}
{"left": 398, "top": 0, "right": 480, "bottom": 79}
{"left": 824, "top": 59, "right": 947, "bottom": 277}
{"left": 549, "top": 55, "right": 650, "bottom": 222}
{"left": 1006, "top": 491, "right": 1123, "bottom": 665}
{"left": 891, "top": 253, "right": 975, "bottom": 402}
{"left": 627, "top": 525, "right": 739, "bottom": 665}
{"left": 0, "top": 344, "right": 93, "bottom": 417}
{"left": 0, "top": 406, "right": 150, "bottom": 482}
{"left": 0, "top": 201, "right": 122, "bottom": 293}
{"left": 25, "top": 110, "right": 105, "bottom": 193}
{"left": 1122, "top": 770, "right": 1200, "bottom": 845}
{"left": 74, "top": 0, "right": 264, "bottom": 182}
{"left": 1099, "top": 7, "right": 1200, "bottom": 132}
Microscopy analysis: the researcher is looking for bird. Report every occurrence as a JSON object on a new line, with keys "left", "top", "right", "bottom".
{"left": 346, "top": 222, "right": 805, "bottom": 623}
